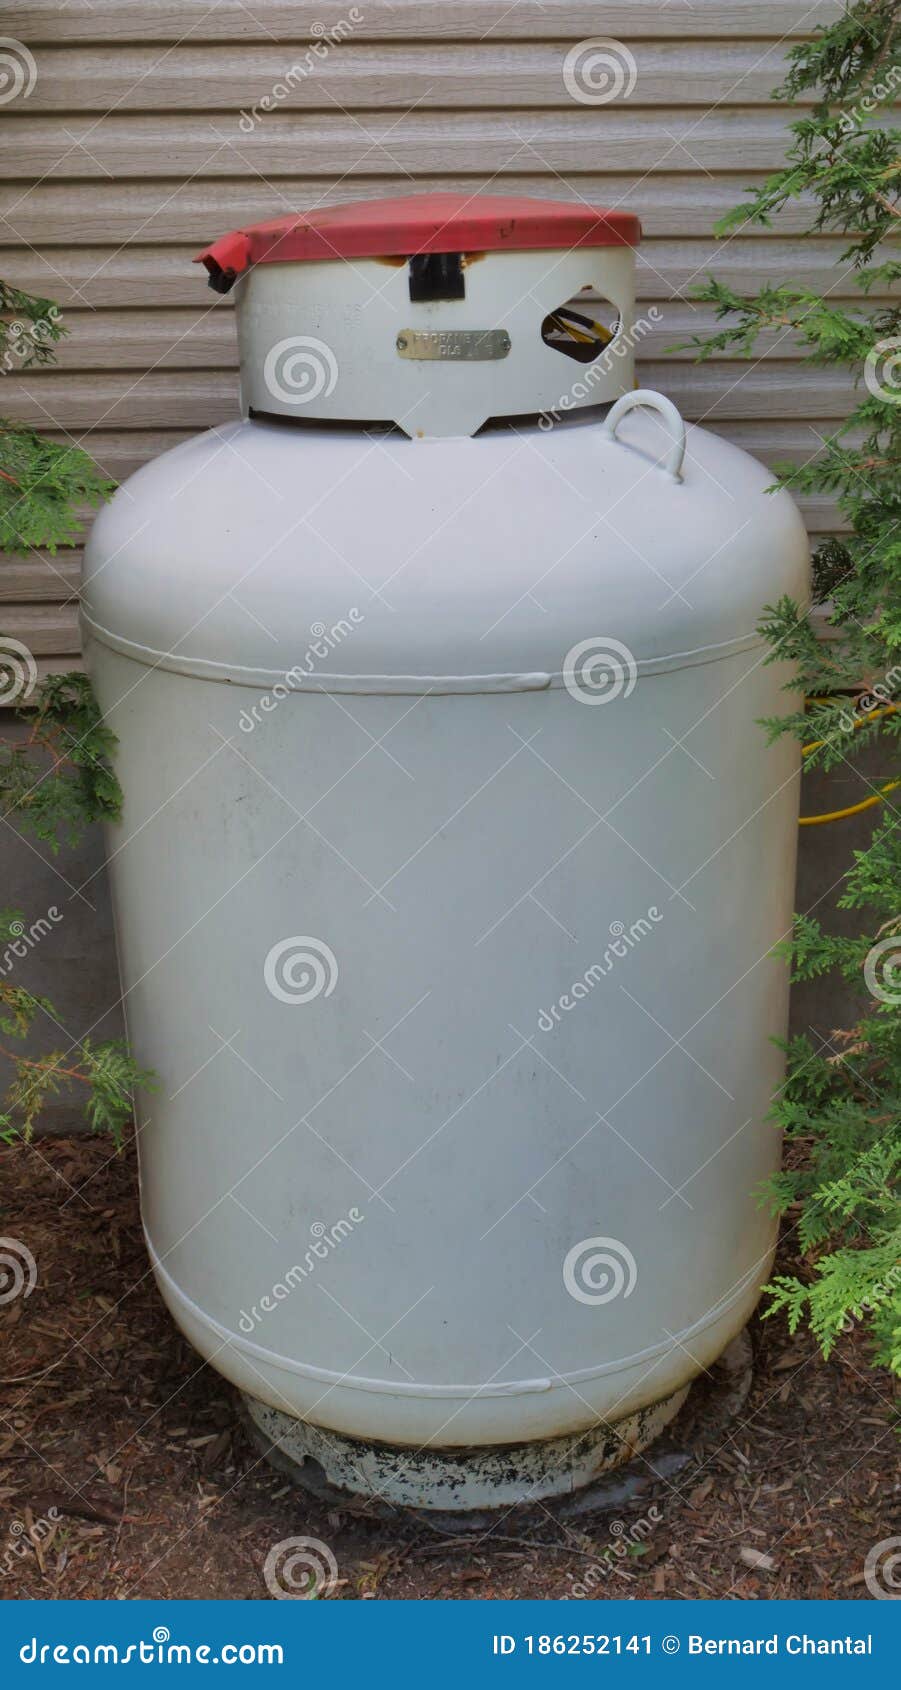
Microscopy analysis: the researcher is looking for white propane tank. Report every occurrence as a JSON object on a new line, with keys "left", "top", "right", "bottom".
{"left": 82, "top": 193, "right": 809, "bottom": 1512}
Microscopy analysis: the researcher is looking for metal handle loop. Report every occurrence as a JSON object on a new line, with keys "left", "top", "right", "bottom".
{"left": 600, "top": 388, "right": 687, "bottom": 484}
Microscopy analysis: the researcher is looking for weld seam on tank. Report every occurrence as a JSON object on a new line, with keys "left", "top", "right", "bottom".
{"left": 81, "top": 614, "right": 765, "bottom": 693}
{"left": 147, "top": 1235, "right": 763, "bottom": 1396}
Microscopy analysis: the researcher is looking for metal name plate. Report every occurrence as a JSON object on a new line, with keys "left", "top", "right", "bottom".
{"left": 396, "top": 329, "right": 511, "bottom": 361}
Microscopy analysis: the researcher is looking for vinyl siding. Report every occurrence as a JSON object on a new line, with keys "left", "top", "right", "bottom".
{"left": 2, "top": 0, "right": 855, "bottom": 674}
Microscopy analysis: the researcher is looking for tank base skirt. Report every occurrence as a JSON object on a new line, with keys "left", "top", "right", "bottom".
{"left": 241, "top": 1385, "right": 689, "bottom": 1513}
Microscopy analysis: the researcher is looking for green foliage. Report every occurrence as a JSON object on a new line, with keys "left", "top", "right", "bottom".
{"left": 687, "top": 0, "right": 900, "bottom": 1373}
{"left": 0, "top": 673, "right": 122, "bottom": 851}
{"left": 1, "top": 283, "right": 143, "bottom": 1145}
{"left": 712, "top": 0, "right": 900, "bottom": 266}
{"left": 0, "top": 950, "right": 154, "bottom": 1147}
{"left": 0, "top": 421, "right": 115, "bottom": 554}
{"left": 1, "top": 278, "right": 114, "bottom": 551}
{"left": 0, "top": 281, "right": 66, "bottom": 373}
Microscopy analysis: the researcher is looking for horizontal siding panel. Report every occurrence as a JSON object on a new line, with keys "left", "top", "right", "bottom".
{"left": 0, "top": 554, "right": 81, "bottom": 601}
{"left": 36, "top": 304, "right": 865, "bottom": 371}
{"left": 0, "top": 657, "right": 86, "bottom": 686}
{"left": 0, "top": 240, "right": 871, "bottom": 309}
{"left": 798, "top": 497, "right": 849, "bottom": 535}
{"left": 0, "top": 176, "right": 822, "bottom": 246}
{"left": 0, "top": 604, "right": 80, "bottom": 653}
{"left": 2, "top": 371, "right": 240, "bottom": 430}
{"left": 43, "top": 310, "right": 236, "bottom": 371}
{"left": 670, "top": 420, "right": 859, "bottom": 471}
{"left": 0, "top": 365, "right": 861, "bottom": 431}
{"left": 0, "top": 109, "right": 801, "bottom": 178}
{"left": 22, "top": 42, "right": 801, "bottom": 112}
{"left": 44, "top": 431, "right": 195, "bottom": 480}
{"left": 15, "top": 2, "right": 844, "bottom": 44}
{"left": 636, "top": 241, "right": 865, "bottom": 297}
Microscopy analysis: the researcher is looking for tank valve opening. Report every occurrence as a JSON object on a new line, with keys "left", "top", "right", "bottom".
{"left": 541, "top": 296, "right": 620, "bottom": 364}
{"left": 408, "top": 252, "right": 466, "bottom": 302}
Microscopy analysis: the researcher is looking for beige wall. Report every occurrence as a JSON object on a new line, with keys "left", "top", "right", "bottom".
{"left": 2, "top": 0, "right": 854, "bottom": 675}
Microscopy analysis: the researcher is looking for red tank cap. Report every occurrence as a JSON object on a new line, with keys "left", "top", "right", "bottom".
{"left": 195, "top": 192, "right": 641, "bottom": 293}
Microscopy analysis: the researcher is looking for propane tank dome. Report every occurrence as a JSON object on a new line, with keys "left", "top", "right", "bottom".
{"left": 195, "top": 193, "right": 642, "bottom": 438}
{"left": 82, "top": 406, "right": 809, "bottom": 696}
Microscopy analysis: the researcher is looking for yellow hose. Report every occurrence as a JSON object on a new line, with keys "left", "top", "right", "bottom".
{"left": 548, "top": 309, "right": 616, "bottom": 348}
{"left": 799, "top": 781, "right": 900, "bottom": 825}
{"left": 800, "top": 702, "right": 898, "bottom": 826}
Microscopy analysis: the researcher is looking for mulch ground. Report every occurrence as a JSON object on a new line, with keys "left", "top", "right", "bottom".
{"left": 0, "top": 1134, "right": 896, "bottom": 1602}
